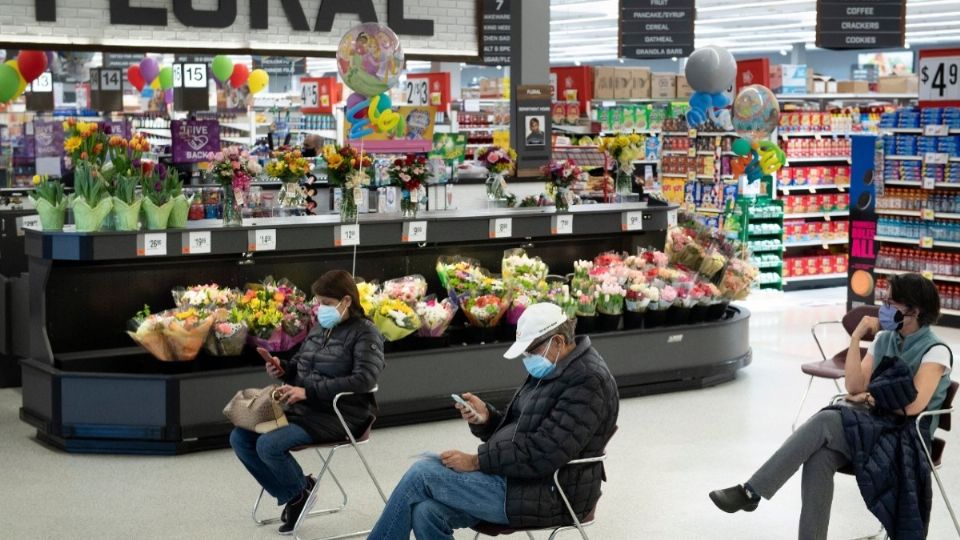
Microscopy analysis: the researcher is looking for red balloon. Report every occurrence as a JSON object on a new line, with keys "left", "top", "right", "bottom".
{"left": 229, "top": 63, "right": 250, "bottom": 89}
{"left": 17, "top": 50, "right": 47, "bottom": 83}
{"left": 127, "top": 65, "right": 145, "bottom": 92}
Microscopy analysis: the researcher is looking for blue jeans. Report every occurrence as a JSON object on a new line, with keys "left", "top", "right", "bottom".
{"left": 368, "top": 458, "right": 509, "bottom": 540}
{"left": 230, "top": 425, "right": 313, "bottom": 505}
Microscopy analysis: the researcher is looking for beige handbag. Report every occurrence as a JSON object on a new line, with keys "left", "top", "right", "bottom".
{"left": 223, "top": 385, "right": 289, "bottom": 434}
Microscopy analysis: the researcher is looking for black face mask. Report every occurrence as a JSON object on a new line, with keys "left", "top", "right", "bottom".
{"left": 302, "top": 147, "right": 317, "bottom": 158}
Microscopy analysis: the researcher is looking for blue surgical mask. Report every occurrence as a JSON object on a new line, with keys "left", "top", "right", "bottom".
{"left": 522, "top": 339, "right": 557, "bottom": 379}
{"left": 316, "top": 301, "right": 343, "bottom": 329}
{"left": 879, "top": 303, "right": 905, "bottom": 332}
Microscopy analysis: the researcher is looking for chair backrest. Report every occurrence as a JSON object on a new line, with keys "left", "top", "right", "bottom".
{"left": 940, "top": 380, "right": 958, "bottom": 432}
{"left": 842, "top": 305, "right": 881, "bottom": 340}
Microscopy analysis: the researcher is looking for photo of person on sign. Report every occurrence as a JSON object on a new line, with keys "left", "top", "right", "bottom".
{"left": 525, "top": 116, "right": 545, "bottom": 147}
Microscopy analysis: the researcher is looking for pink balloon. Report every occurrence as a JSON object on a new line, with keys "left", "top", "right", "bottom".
{"left": 164, "top": 88, "right": 174, "bottom": 105}
{"left": 139, "top": 57, "right": 159, "bottom": 84}
{"left": 347, "top": 93, "right": 369, "bottom": 119}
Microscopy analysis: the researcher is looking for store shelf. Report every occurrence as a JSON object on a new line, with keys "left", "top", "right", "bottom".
{"left": 221, "top": 136, "right": 252, "bottom": 145}
{"left": 875, "top": 268, "right": 960, "bottom": 284}
{"left": 785, "top": 156, "right": 851, "bottom": 164}
{"left": 779, "top": 132, "right": 855, "bottom": 138}
{"left": 784, "top": 211, "right": 850, "bottom": 219}
{"left": 698, "top": 132, "right": 739, "bottom": 137}
{"left": 785, "top": 272, "right": 847, "bottom": 283}
{"left": 134, "top": 128, "right": 172, "bottom": 137}
{"left": 288, "top": 129, "right": 337, "bottom": 138}
{"left": 881, "top": 127, "right": 923, "bottom": 134}
{"left": 943, "top": 308, "right": 960, "bottom": 316}
{"left": 876, "top": 209, "right": 960, "bottom": 220}
{"left": 784, "top": 238, "right": 848, "bottom": 248}
{"left": 884, "top": 180, "right": 922, "bottom": 187}
{"left": 875, "top": 236, "right": 960, "bottom": 248}
{"left": 695, "top": 207, "right": 723, "bottom": 214}
{"left": 458, "top": 126, "right": 508, "bottom": 132}
{"left": 633, "top": 159, "right": 659, "bottom": 165}
{"left": 886, "top": 155, "right": 923, "bottom": 161}
{"left": 775, "top": 93, "right": 917, "bottom": 101}
{"left": 937, "top": 183, "right": 960, "bottom": 189}
{"left": 662, "top": 150, "right": 690, "bottom": 156}
{"left": 779, "top": 184, "right": 847, "bottom": 193}
{"left": 661, "top": 173, "right": 688, "bottom": 178}
{"left": 662, "top": 131, "right": 689, "bottom": 136}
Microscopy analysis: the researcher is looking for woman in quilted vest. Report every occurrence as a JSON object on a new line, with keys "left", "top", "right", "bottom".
{"left": 710, "top": 273, "right": 953, "bottom": 540}
{"left": 230, "top": 270, "right": 385, "bottom": 535}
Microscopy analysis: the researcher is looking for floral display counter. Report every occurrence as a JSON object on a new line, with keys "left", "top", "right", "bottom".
{"left": 18, "top": 201, "right": 752, "bottom": 454}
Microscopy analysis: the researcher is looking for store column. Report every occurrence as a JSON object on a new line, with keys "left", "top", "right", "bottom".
{"left": 510, "top": 0, "right": 552, "bottom": 175}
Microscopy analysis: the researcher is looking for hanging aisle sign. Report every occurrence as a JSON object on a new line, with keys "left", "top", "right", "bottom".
{"left": 482, "top": 0, "right": 512, "bottom": 66}
{"left": 174, "top": 63, "right": 210, "bottom": 112}
{"left": 816, "top": 0, "right": 906, "bottom": 50}
{"left": 90, "top": 68, "right": 124, "bottom": 112}
{"left": 619, "top": 0, "right": 695, "bottom": 59}
{"left": 919, "top": 48, "right": 960, "bottom": 109}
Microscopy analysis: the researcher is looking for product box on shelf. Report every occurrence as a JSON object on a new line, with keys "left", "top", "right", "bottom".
{"left": 651, "top": 73, "right": 677, "bottom": 99}
{"left": 614, "top": 68, "right": 634, "bottom": 99}
{"left": 550, "top": 66, "right": 594, "bottom": 115}
{"left": 629, "top": 68, "right": 652, "bottom": 99}
{"left": 771, "top": 64, "right": 809, "bottom": 95}
{"left": 676, "top": 75, "right": 692, "bottom": 99}
{"left": 809, "top": 75, "right": 837, "bottom": 94}
{"left": 837, "top": 80, "right": 870, "bottom": 94}
{"left": 593, "top": 67, "right": 617, "bottom": 100}
{"left": 737, "top": 58, "right": 770, "bottom": 92}
{"left": 878, "top": 75, "right": 919, "bottom": 94}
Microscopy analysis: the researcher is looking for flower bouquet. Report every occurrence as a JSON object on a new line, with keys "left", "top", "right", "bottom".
{"left": 502, "top": 248, "right": 549, "bottom": 289}
{"left": 71, "top": 162, "right": 113, "bottom": 232}
{"left": 374, "top": 298, "right": 422, "bottom": 342}
{"left": 127, "top": 306, "right": 215, "bottom": 362}
{"left": 476, "top": 145, "right": 516, "bottom": 202}
{"left": 206, "top": 315, "right": 249, "bottom": 357}
{"left": 235, "top": 277, "right": 312, "bottom": 353}
{"left": 383, "top": 274, "right": 428, "bottom": 305}
{"left": 698, "top": 248, "right": 728, "bottom": 279}
{"left": 506, "top": 291, "right": 540, "bottom": 326}
{"left": 415, "top": 296, "right": 458, "bottom": 338}
{"left": 596, "top": 279, "right": 625, "bottom": 332}
{"left": 644, "top": 283, "right": 674, "bottom": 329}
{"left": 546, "top": 283, "right": 578, "bottom": 320}
{"left": 541, "top": 159, "right": 582, "bottom": 212}
{"left": 719, "top": 258, "right": 759, "bottom": 302}
{"left": 207, "top": 146, "right": 262, "bottom": 226}
{"left": 598, "top": 133, "right": 643, "bottom": 193}
{"left": 266, "top": 147, "right": 310, "bottom": 208}
{"left": 667, "top": 283, "right": 695, "bottom": 326}
{"left": 574, "top": 289, "right": 598, "bottom": 335}
{"left": 572, "top": 260, "right": 594, "bottom": 293}
{"left": 356, "top": 280, "right": 383, "bottom": 317}
{"left": 388, "top": 154, "right": 429, "bottom": 217}
{"left": 172, "top": 283, "right": 238, "bottom": 313}
{"left": 29, "top": 175, "right": 67, "bottom": 231}
{"left": 624, "top": 282, "right": 654, "bottom": 329}
{"left": 323, "top": 144, "right": 372, "bottom": 223}
{"left": 462, "top": 293, "right": 510, "bottom": 329}
{"left": 665, "top": 227, "right": 705, "bottom": 271}
{"left": 436, "top": 256, "right": 487, "bottom": 300}
{"left": 688, "top": 281, "right": 718, "bottom": 324}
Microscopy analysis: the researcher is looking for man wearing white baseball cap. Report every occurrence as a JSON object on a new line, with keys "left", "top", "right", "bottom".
{"left": 368, "top": 303, "right": 620, "bottom": 539}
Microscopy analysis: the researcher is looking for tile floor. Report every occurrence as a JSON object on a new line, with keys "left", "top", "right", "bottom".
{"left": 0, "top": 287, "right": 957, "bottom": 539}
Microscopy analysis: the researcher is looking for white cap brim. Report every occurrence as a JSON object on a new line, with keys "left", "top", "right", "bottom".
{"left": 502, "top": 318, "right": 565, "bottom": 359}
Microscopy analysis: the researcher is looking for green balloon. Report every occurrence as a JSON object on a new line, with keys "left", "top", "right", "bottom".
{"left": 0, "top": 64, "right": 20, "bottom": 103}
{"left": 158, "top": 66, "right": 173, "bottom": 90}
{"left": 211, "top": 55, "right": 233, "bottom": 83}
{"left": 732, "top": 138, "right": 753, "bottom": 157}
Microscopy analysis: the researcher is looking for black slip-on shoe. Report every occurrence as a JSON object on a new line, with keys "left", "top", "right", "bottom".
{"left": 709, "top": 485, "right": 760, "bottom": 513}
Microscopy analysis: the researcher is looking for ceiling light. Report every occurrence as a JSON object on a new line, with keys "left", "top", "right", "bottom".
{"left": 698, "top": 11, "right": 816, "bottom": 24}
{"left": 671, "top": 57, "right": 678, "bottom": 62}
{"left": 698, "top": 0, "right": 813, "bottom": 12}
{"left": 905, "top": 42, "right": 911, "bottom": 49}
{"left": 496, "top": 65, "right": 503, "bottom": 70}
{"left": 574, "top": 60, "right": 582, "bottom": 66}
{"left": 780, "top": 49, "right": 789, "bottom": 56}
{"left": 619, "top": 58, "right": 624, "bottom": 64}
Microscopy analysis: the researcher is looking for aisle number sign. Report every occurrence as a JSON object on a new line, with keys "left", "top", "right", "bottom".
{"left": 920, "top": 48, "right": 960, "bottom": 108}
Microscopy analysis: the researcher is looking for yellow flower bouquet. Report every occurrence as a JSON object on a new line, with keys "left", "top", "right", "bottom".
{"left": 373, "top": 298, "right": 422, "bottom": 342}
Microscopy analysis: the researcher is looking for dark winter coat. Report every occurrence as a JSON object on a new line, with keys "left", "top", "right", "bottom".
{"left": 470, "top": 336, "right": 620, "bottom": 528}
{"left": 280, "top": 316, "right": 385, "bottom": 442}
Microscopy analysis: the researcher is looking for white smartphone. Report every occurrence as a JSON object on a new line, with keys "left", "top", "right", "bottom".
{"left": 451, "top": 394, "right": 479, "bottom": 417}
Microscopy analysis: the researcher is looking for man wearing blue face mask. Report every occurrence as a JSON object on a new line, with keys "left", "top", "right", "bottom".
{"left": 368, "top": 303, "right": 619, "bottom": 539}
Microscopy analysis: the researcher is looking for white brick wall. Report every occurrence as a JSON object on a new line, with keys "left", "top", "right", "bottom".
{"left": 1, "top": 0, "right": 478, "bottom": 57}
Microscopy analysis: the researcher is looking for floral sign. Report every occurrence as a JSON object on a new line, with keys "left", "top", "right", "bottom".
{"left": 172, "top": 120, "right": 221, "bottom": 163}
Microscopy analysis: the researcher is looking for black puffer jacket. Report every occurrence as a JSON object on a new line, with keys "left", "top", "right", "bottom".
{"left": 471, "top": 336, "right": 619, "bottom": 528}
{"left": 280, "top": 316, "right": 385, "bottom": 441}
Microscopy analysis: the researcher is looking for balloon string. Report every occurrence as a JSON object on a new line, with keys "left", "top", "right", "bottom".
{"left": 352, "top": 139, "right": 365, "bottom": 277}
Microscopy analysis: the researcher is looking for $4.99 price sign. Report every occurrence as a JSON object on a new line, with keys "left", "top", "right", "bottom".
{"left": 920, "top": 48, "right": 960, "bottom": 108}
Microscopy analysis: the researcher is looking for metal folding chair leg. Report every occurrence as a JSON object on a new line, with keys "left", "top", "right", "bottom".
{"left": 251, "top": 448, "right": 348, "bottom": 526}
{"left": 293, "top": 440, "right": 389, "bottom": 540}
{"left": 792, "top": 376, "right": 815, "bottom": 432}
{"left": 847, "top": 525, "right": 886, "bottom": 540}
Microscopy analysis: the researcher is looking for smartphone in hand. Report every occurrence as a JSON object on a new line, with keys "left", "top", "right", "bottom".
{"left": 451, "top": 394, "right": 479, "bottom": 417}
{"left": 257, "top": 347, "right": 284, "bottom": 374}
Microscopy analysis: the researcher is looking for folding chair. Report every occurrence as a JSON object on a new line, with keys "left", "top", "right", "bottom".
{"left": 794, "top": 305, "right": 879, "bottom": 432}
{"left": 471, "top": 455, "right": 606, "bottom": 540}
{"left": 832, "top": 380, "right": 960, "bottom": 540}
{"left": 251, "top": 386, "right": 388, "bottom": 540}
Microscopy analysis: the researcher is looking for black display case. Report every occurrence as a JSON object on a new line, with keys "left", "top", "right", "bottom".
{"left": 18, "top": 202, "right": 753, "bottom": 454}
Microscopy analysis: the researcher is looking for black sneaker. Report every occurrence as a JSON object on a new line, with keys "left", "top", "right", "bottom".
{"left": 709, "top": 485, "right": 760, "bottom": 513}
{"left": 279, "top": 476, "right": 316, "bottom": 535}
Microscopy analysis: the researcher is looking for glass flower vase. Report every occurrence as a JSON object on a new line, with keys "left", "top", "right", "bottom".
{"left": 486, "top": 173, "right": 506, "bottom": 201}
{"left": 278, "top": 179, "right": 305, "bottom": 208}
{"left": 401, "top": 189, "right": 418, "bottom": 218}
{"left": 222, "top": 187, "right": 243, "bottom": 227}
{"left": 615, "top": 166, "right": 633, "bottom": 195}
{"left": 555, "top": 187, "right": 570, "bottom": 213}
{"left": 340, "top": 190, "right": 358, "bottom": 223}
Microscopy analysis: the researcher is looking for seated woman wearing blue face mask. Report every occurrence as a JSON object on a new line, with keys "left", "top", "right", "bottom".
{"left": 230, "top": 269, "right": 385, "bottom": 535}
{"left": 367, "top": 303, "right": 619, "bottom": 540}
{"left": 710, "top": 273, "right": 953, "bottom": 540}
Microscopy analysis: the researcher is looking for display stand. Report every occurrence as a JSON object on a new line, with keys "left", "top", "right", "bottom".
{"left": 19, "top": 202, "right": 753, "bottom": 454}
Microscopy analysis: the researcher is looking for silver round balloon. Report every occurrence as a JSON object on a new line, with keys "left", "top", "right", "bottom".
{"left": 684, "top": 46, "right": 737, "bottom": 94}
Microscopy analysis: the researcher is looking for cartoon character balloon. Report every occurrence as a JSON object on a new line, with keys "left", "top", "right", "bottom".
{"left": 337, "top": 23, "right": 403, "bottom": 98}
{"left": 685, "top": 46, "right": 737, "bottom": 128}
{"left": 732, "top": 85, "right": 780, "bottom": 142}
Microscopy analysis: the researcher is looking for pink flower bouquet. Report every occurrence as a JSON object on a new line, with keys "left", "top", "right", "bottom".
{"left": 415, "top": 296, "right": 458, "bottom": 337}
{"left": 383, "top": 274, "right": 428, "bottom": 305}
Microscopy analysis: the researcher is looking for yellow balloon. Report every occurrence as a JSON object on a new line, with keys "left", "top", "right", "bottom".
{"left": 248, "top": 69, "right": 269, "bottom": 94}
{"left": 4, "top": 60, "right": 27, "bottom": 99}
{"left": 151, "top": 78, "right": 161, "bottom": 90}
{"left": 368, "top": 95, "right": 400, "bottom": 133}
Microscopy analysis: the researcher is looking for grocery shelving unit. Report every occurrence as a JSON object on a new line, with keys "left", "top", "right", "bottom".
{"left": 735, "top": 198, "right": 785, "bottom": 290}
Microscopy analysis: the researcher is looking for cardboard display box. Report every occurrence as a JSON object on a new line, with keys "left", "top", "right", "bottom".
{"left": 550, "top": 66, "right": 594, "bottom": 115}
{"left": 630, "top": 68, "right": 652, "bottom": 99}
{"left": 651, "top": 73, "right": 676, "bottom": 99}
{"left": 837, "top": 80, "right": 871, "bottom": 94}
{"left": 809, "top": 75, "right": 837, "bottom": 94}
{"left": 877, "top": 75, "right": 918, "bottom": 94}
{"left": 594, "top": 67, "right": 617, "bottom": 100}
{"left": 676, "top": 75, "right": 692, "bottom": 99}
{"left": 770, "top": 64, "right": 809, "bottom": 94}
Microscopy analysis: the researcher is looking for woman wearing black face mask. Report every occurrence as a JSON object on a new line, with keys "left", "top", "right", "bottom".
{"left": 709, "top": 273, "right": 953, "bottom": 540}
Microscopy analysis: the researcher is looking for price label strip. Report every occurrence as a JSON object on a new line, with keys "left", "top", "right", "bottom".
{"left": 667, "top": 209, "right": 678, "bottom": 228}
{"left": 334, "top": 224, "right": 360, "bottom": 247}
{"left": 923, "top": 176, "right": 937, "bottom": 190}
{"left": 923, "top": 208, "right": 937, "bottom": 221}
{"left": 924, "top": 152, "right": 949, "bottom": 165}
{"left": 17, "top": 215, "right": 41, "bottom": 236}
{"left": 489, "top": 218, "right": 512, "bottom": 239}
{"left": 247, "top": 229, "right": 277, "bottom": 251}
{"left": 402, "top": 221, "right": 427, "bottom": 243}
{"left": 621, "top": 211, "right": 644, "bottom": 231}
{"left": 925, "top": 125, "right": 950, "bottom": 137}
{"left": 551, "top": 214, "right": 573, "bottom": 235}
{"left": 921, "top": 236, "right": 935, "bottom": 249}
{"left": 182, "top": 231, "right": 212, "bottom": 254}
{"left": 137, "top": 233, "right": 167, "bottom": 257}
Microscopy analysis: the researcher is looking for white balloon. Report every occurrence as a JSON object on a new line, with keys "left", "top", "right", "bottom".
{"left": 684, "top": 46, "right": 737, "bottom": 94}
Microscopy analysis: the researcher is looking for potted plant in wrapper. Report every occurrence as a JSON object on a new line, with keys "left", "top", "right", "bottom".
{"left": 388, "top": 154, "right": 429, "bottom": 218}
{"left": 29, "top": 175, "right": 67, "bottom": 231}
{"left": 140, "top": 162, "right": 176, "bottom": 230}
{"left": 111, "top": 174, "right": 142, "bottom": 231}
{"left": 596, "top": 279, "right": 625, "bottom": 332}
{"left": 575, "top": 289, "right": 597, "bottom": 335}
{"left": 323, "top": 143, "right": 372, "bottom": 223}
{"left": 71, "top": 162, "right": 113, "bottom": 232}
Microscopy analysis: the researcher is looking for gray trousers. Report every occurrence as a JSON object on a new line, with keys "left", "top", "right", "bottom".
{"left": 748, "top": 409, "right": 852, "bottom": 540}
